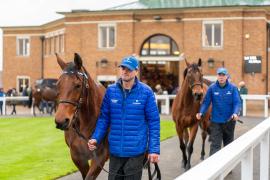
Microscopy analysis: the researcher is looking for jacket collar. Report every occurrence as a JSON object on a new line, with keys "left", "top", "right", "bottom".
{"left": 216, "top": 79, "right": 229, "bottom": 88}
{"left": 117, "top": 77, "right": 139, "bottom": 90}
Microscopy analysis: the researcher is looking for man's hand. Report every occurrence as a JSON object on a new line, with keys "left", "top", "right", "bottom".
{"left": 88, "top": 139, "right": 97, "bottom": 151}
{"left": 231, "top": 114, "right": 239, "bottom": 121}
{"left": 196, "top": 113, "right": 202, "bottom": 120}
{"left": 148, "top": 153, "right": 160, "bottom": 163}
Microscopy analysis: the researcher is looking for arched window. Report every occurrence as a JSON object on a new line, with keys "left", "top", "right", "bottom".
{"left": 140, "top": 34, "right": 179, "bottom": 56}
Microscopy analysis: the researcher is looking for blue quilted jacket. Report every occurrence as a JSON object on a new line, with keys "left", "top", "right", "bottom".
{"left": 199, "top": 80, "right": 241, "bottom": 123}
{"left": 91, "top": 78, "right": 160, "bottom": 157}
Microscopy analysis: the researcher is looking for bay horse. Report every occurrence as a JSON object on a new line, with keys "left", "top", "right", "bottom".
{"left": 32, "top": 86, "right": 57, "bottom": 116}
{"left": 172, "top": 58, "right": 211, "bottom": 171}
{"left": 54, "top": 53, "right": 108, "bottom": 179}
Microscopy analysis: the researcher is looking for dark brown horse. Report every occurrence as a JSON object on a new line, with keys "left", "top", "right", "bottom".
{"left": 32, "top": 82, "right": 58, "bottom": 116}
{"left": 54, "top": 53, "right": 108, "bottom": 179}
{"left": 172, "top": 58, "right": 211, "bottom": 170}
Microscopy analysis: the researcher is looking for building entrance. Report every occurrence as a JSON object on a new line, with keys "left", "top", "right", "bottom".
{"left": 140, "top": 60, "right": 179, "bottom": 95}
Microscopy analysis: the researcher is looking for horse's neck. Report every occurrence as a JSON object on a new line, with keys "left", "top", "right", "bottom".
{"left": 79, "top": 77, "right": 101, "bottom": 133}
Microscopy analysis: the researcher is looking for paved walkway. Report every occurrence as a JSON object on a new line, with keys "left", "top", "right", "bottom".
{"left": 58, "top": 116, "right": 265, "bottom": 180}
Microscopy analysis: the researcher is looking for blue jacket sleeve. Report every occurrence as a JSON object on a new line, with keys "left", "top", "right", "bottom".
{"left": 145, "top": 90, "right": 160, "bottom": 154}
{"left": 232, "top": 86, "right": 241, "bottom": 115}
{"left": 199, "top": 87, "right": 212, "bottom": 115}
{"left": 91, "top": 89, "right": 111, "bottom": 144}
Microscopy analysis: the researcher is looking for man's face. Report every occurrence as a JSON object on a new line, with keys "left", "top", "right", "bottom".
{"left": 217, "top": 73, "right": 227, "bottom": 84}
{"left": 120, "top": 66, "right": 138, "bottom": 82}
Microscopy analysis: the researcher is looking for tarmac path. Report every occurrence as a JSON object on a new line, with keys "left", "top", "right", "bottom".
{"left": 58, "top": 116, "right": 265, "bottom": 180}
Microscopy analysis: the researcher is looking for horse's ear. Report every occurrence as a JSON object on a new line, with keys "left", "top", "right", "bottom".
{"left": 74, "top": 53, "right": 83, "bottom": 70}
{"left": 55, "top": 53, "right": 67, "bottom": 70}
{"left": 198, "top": 58, "right": 202, "bottom": 67}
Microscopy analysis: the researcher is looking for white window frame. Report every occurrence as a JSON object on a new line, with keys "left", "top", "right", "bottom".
{"left": 202, "top": 20, "right": 223, "bottom": 49}
{"left": 16, "top": 36, "right": 30, "bottom": 56}
{"left": 98, "top": 23, "right": 116, "bottom": 49}
{"left": 16, "top": 76, "right": 30, "bottom": 94}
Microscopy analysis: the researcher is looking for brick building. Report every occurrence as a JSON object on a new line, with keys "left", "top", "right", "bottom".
{"left": 2, "top": 0, "right": 270, "bottom": 94}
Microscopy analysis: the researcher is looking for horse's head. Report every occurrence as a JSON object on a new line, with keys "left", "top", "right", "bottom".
{"left": 54, "top": 53, "right": 88, "bottom": 130}
{"left": 183, "top": 58, "right": 204, "bottom": 101}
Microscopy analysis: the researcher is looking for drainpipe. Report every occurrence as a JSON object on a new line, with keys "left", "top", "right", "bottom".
{"left": 40, "top": 36, "right": 45, "bottom": 79}
{"left": 266, "top": 24, "right": 269, "bottom": 95}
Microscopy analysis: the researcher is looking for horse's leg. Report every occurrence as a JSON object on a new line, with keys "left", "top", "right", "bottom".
{"left": 85, "top": 159, "right": 103, "bottom": 180}
{"left": 177, "top": 130, "right": 187, "bottom": 169}
{"left": 200, "top": 115, "right": 211, "bottom": 160}
{"left": 70, "top": 151, "right": 89, "bottom": 179}
{"left": 200, "top": 129, "right": 207, "bottom": 160}
{"left": 186, "top": 123, "right": 199, "bottom": 170}
{"left": 85, "top": 148, "right": 108, "bottom": 180}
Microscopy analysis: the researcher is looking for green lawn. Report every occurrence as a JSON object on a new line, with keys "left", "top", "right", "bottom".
{"left": 0, "top": 117, "right": 175, "bottom": 180}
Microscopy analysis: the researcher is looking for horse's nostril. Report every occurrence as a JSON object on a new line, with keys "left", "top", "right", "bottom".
{"left": 55, "top": 118, "right": 70, "bottom": 130}
{"left": 65, "top": 118, "right": 69, "bottom": 123}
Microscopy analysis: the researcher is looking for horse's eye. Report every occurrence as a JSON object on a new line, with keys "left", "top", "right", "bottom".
{"left": 75, "top": 84, "right": 81, "bottom": 89}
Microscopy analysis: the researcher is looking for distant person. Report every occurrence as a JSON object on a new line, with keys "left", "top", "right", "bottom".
{"left": 10, "top": 88, "right": 17, "bottom": 115}
{"left": 196, "top": 67, "right": 241, "bottom": 156}
{"left": 238, "top": 81, "right": 248, "bottom": 95}
{"left": 155, "top": 84, "right": 163, "bottom": 95}
{"left": 0, "top": 88, "right": 4, "bottom": 115}
{"left": 238, "top": 81, "right": 248, "bottom": 116}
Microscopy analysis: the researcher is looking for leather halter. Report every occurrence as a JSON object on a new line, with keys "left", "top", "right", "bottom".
{"left": 186, "top": 67, "right": 203, "bottom": 89}
{"left": 58, "top": 68, "right": 89, "bottom": 131}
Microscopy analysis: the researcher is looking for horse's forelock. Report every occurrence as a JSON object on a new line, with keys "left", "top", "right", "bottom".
{"left": 64, "top": 62, "right": 77, "bottom": 73}
{"left": 183, "top": 63, "right": 200, "bottom": 79}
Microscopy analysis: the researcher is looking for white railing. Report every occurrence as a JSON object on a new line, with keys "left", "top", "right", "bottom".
{"left": 241, "top": 95, "right": 270, "bottom": 117}
{"left": 155, "top": 94, "right": 270, "bottom": 117}
{"left": 0, "top": 96, "right": 29, "bottom": 115}
{"left": 176, "top": 117, "right": 270, "bottom": 180}
{"left": 155, "top": 94, "right": 176, "bottom": 114}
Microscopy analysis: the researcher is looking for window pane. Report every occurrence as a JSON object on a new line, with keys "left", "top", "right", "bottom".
{"left": 150, "top": 35, "right": 170, "bottom": 55}
{"left": 25, "top": 39, "right": 29, "bottom": 55}
{"left": 19, "top": 39, "right": 24, "bottom": 55}
{"left": 60, "top": 35, "right": 65, "bottom": 53}
{"left": 100, "top": 27, "right": 107, "bottom": 47}
{"left": 172, "top": 41, "right": 179, "bottom": 55}
{"left": 214, "top": 24, "right": 221, "bottom": 46}
{"left": 204, "top": 24, "right": 212, "bottom": 46}
{"left": 109, "top": 27, "right": 115, "bottom": 47}
{"left": 141, "top": 41, "right": 149, "bottom": 55}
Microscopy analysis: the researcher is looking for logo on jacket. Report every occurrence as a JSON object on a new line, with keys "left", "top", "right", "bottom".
{"left": 111, "top": 99, "right": 118, "bottom": 103}
{"left": 133, "top": 100, "right": 141, "bottom": 105}
{"left": 214, "top": 92, "right": 219, "bottom": 95}
{"left": 226, "top": 91, "right": 232, "bottom": 95}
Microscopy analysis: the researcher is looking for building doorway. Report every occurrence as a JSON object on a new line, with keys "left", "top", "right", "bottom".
{"left": 139, "top": 34, "right": 180, "bottom": 94}
{"left": 140, "top": 60, "right": 179, "bottom": 94}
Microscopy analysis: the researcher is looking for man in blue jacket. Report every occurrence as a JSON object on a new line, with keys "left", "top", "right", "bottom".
{"left": 88, "top": 55, "right": 160, "bottom": 180}
{"left": 196, "top": 67, "right": 241, "bottom": 156}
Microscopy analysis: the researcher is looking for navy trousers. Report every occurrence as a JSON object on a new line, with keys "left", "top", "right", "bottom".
{"left": 209, "top": 120, "right": 236, "bottom": 156}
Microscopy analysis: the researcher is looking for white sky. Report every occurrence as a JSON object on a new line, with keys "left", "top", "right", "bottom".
{"left": 0, "top": 0, "right": 136, "bottom": 71}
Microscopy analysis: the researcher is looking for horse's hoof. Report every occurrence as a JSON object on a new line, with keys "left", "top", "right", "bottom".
{"left": 200, "top": 156, "right": 204, "bottom": 160}
{"left": 185, "top": 164, "right": 191, "bottom": 171}
{"left": 181, "top": 161, "right": 186, "bottom": 168}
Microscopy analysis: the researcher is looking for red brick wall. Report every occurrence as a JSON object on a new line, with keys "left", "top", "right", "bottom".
{"left": 2, "top": 9, "right": 270, "bottom": 94}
